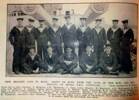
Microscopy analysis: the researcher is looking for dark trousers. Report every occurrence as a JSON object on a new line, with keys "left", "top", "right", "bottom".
{"left": 59, "top": 63, "right": 77, "bottom": 73}
{"left": 37, "top": 45, "right": 45, "bottom": 59}
{"left": 22, "top": 62, "right": 40, "bottom": 74}
{"left": 12, "top": 46, "right": 25, "bottom": 74}
{"left": 98, "top": 64, "right": 120, "bottom": 74}
{"left": 79, "top": 63, "right": 97, "bottom": 73}
{"left": 121, "top": 47, "right": 133, "bottom": 73}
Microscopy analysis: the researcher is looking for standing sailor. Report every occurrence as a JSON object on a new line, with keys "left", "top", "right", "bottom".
{"left": 62, "top": 11, "right": 77, "bottom": 52}
{"left": 37, "top": 19, "right": 48, "bottom": 59}
{"left": 76, "top": 17, "right": 93, "bottom": 56}
{"left": 107, "top": 19, "right": 123, "bottom": 64}
{"left": 121, "top": 19, "right": 134, "bottom": 74}
{"left": 9, "top": 18, "right": 26, "bottom": 74}
{"left": 92, "top": 19, "right": 107, "bottom": 60}
{"left": 47, "top": 17, "right": 63, "bottom": 56}
{"left": 24, "top": 18, "right": 39, "bottom": 56}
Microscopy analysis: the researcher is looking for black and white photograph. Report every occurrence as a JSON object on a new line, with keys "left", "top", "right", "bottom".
{"left": 6, "top": 3, "right": 137, "bottom": 77}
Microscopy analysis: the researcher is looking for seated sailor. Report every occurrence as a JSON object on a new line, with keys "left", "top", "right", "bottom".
{"left": 99, "top": 44, "right": 119, "bottom": 74}
{"left": 79, "top": 45, "right": 98, "bottom": 73}
{"left": 22, "top": 46, "right": 41, "bottom": 74}
{"left": 40, "top": 46, "right": 59, "bottom": 73}
{"left": 58, "top": 46, "right": 78, "bottom": 74}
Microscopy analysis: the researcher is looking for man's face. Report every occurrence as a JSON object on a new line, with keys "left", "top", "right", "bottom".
{"left": 80, "top": 20, "right": 86, "bottom": 26}
{"left": 123, "top": 23, "right": 128, "bottom": 28}
{"left": 52, "top": 20, "right": 58, "bottom": 26}
{"left": 96, "top": 21, "right": 101, "bottom": 27}
{"left": 29, "top": 48, "right": 35, "bottom": 55}
{"left": 65, "top": 17, "right": 71, "bottom": 24}
{"left": 28, "top": 21, "right": 34, "bottom": 26}
{"left": 86, "top": 46, "right": 92, "bottom": 53}
{"left": 66, "top": 48, "right": 72, "bottom": 54}
{"left": 105, "top": 47, "right": 112, "bottom": 54}
{"left": 39, "top": 22, "right": 44, "bottom": 27}
{"left": 17, "top": 20, "right": 23, "bottom": 26}
{"left": 47, "top": 47, "right": 53, "bottom": 55}
{"left": 112, "top": 22, "right": 118, "bottom": 28}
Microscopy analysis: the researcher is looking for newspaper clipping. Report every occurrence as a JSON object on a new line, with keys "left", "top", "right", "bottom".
{"left": 0, "top": 0, "right": 138, "bottom": 100}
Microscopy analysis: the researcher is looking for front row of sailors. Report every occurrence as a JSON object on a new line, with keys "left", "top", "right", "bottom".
{"left": 22, "top": 44, "right": 119, "bottom": 75}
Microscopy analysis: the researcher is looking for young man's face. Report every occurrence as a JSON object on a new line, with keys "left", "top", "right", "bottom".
{"left": 52, "top": 20, "right": 58, "bottom": 26}
{"left": 17, "top": 20, "right": 23, "bottom": 26}
{"left": 65, "top": 17, "right": 71, "bottom": 24}
{"left": 39, "top": 22, "right": 44, "bottom": 27}
{"left": 28, "top": 21, "right": 34, "bottom": 26}
{"left": 66, "top": 48, "right": 72, "bottom": 54}
{"left": 123, "top": 23, "right": 128, "bottom": 28}
{"left": 112, "top": 22, "right": 118, "bottom": 28}
{"left": 47, "top": 47, "right": 53, "bottom": 55}
{"left": 80, "top": 20, "right": 86, "bottom": 26}
{"left": 105, "top": 47, "right": 112, "bottom": 55}
{"left": 29, "top": 48, "right": 35, "bottom": 55}
{"left": 86, "top": 46, "right": 92, "bottom": 53}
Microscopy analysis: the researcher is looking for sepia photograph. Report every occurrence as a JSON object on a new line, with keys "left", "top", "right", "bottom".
{"left": 6, "top": 3, "right": 138, "bottom": 78}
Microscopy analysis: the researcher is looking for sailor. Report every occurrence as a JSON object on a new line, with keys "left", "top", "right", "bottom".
{"left": 92, "top": 19, "right": 107, "bottom": 60}
{"left": 58, "top": 46, "right": 78, "bottom": 74}
{"left": 99, "top": 44, "right": 119, "bottom": 74}
{"left": 120, "top": 19, "right": 134, "bottom": 74}
{"left": 24, "top": 18, "right": 39, "bottom": 56}
{"left": 107, "top": 19, "right": 123, "bottom": 64}
{"left": 37, "top": 19, "right": 48, "bottom": 59}
{"left": 46, "top": 17, "right": 63, "bottom": 56}
{"left": 22, "top": 46, "right": 41, "bottom": 74}
{"left": 40, "top": 46, "right": 59, "bottom": 73}
{"left": 9, "top": 18, "right": 26, "bottom": 74}
{"left": 79, "top": 45, "right": 98, "bottom": 74}
{"left": 61, "top": 11, "right": 77, "bottom": 52}
{"left": 76, "top": 16, "right": 93, "bottom": 56}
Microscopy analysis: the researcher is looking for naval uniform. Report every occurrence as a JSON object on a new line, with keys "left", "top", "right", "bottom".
{"left": 24, "top": 26, "right": 39, "bottom": 55}
{"left": 9, "top": 26, "right": 26, "bottom": 73}
{"left": 92, "top": 27, "right": 107, "bottom": 59}
{"left": 107, "top": 27, "right": 123, "bottom": 64}
{"left": 37, "top": 27, "right": 48, "bottom": 59}
{"left": 99, "top": 52, "right": 119, "bottom": 74}
{"left": 61, "top": 24, "right": 77, "bottom": 50}
{"left": 79, "top": 51, "right": 98, "bottom": 73}
{"left": 121, "top": 28, "right": 134, "bottom": 73}
{"left": 47, "top": 26, "right": 63, "bottom": 56}
{"left": 76, "top": 26, "right": 93, "bottom": 56}
{"left": 22, "top": 53, "right": 41, "bottom": 74}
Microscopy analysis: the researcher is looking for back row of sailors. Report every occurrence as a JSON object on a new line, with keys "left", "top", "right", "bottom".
{"left": 9, "top": 15, "right": 134, "bottom": 74}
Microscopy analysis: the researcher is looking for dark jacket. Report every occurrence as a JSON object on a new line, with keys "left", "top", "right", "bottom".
{"left": 61, "top": 24, "right": 77, "bottom": 47}
{"left": 99, "top": 52, "right": 117, "bottom": 68}
{"left": 92, "top": 27, "right": 107, "bottom": 54}
{"left": 9, "top": 26, "right": 26, "bottom": 48}
{"left": 121, "top": 28, "right": 134, "bottom": 48}
{"left": 37, "top": 27, "right": 48, "bottom": 47}
{"left": 80, "top": 52, "right": 97, "bottom": 67}
{"left": 24, "top": 26, "right": 39, "bottom": 48}
{"left": 47, "top": 26, "right": 62, "bottom": 47}
{"left": 107, "top": 27, "right": 123, "bottom": 49}
{"left": 77, "top": 26, "right": 93, "bottom": 46}
{"left": 44, "top": 53, "right": 58, "bottom": 67}
{"left": 22, "top": 53, "right": 41, "bottom": 74}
